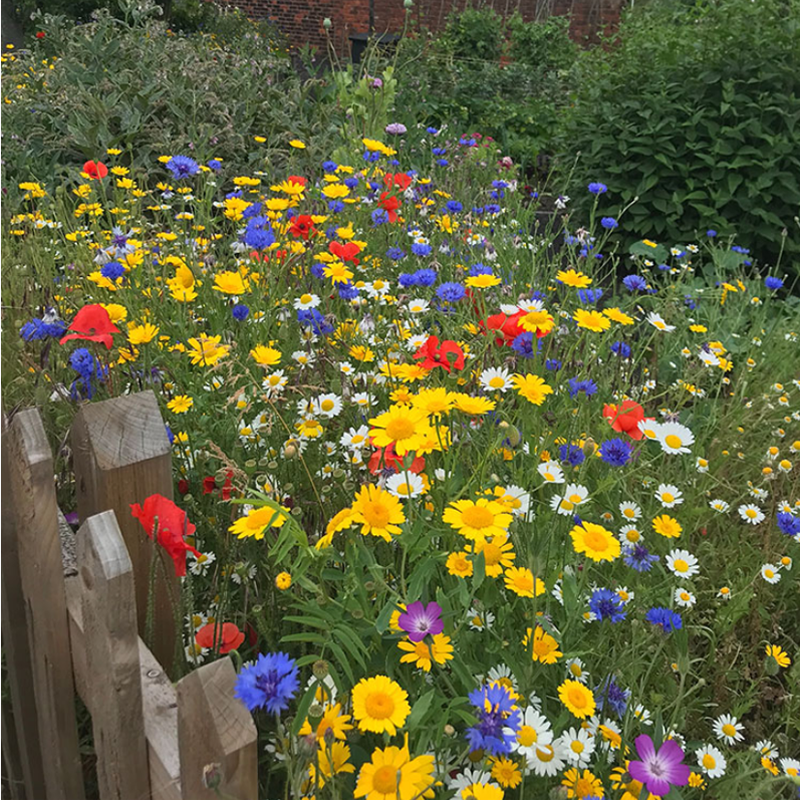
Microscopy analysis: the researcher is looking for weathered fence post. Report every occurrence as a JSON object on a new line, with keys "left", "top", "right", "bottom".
{"left": 177, "top": 658, "right": 258, "bottom": 800}
{"left": 3, "top": 409, "right": 85, "bottom": 800}
{"left": 72, "top": 390, "right": 177, "bottom": 673}
{"left": 78, "top": 510, "right": 150, "bottom": 800}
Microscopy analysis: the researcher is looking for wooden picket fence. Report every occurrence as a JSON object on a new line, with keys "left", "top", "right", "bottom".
{"left": 1, "top": 390, "right": 258, "bottom": 800}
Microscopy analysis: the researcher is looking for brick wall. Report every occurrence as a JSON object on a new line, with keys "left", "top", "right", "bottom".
{"left": 221, "top": 0, "right": 622, "bottom": 54}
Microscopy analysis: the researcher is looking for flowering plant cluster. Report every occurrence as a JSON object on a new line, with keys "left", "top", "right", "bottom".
{"left": 6, "top": 128, "right": 800, "bottom": 800}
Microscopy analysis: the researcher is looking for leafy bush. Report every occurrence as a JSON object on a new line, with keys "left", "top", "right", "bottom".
{"left": 0, "top": 1, "right": 335, "bottom": 194}
{"left": 560, "top": 0, "right": 800, "bottom": 269}
{"left": 438, "top": 5, "right": 505, "bottom": 60}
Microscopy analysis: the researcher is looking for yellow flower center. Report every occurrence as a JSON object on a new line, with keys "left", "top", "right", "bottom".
{"left": 702, "top": 754, "right": 716, "bottom": 769}
{"left": 461, "top": 505, "right": 494, "bottom": 530}
{"left": 489, "top": 377, "right": 505, "bottom": 389}
{"left": 568, "top": 687, "right": 588, "bottom": 709}
{"left": 746, "top": 509, "right": 757, "bottom": 518}
{"left": 674, "top": 559, "right": 688, "bottom": 572}
{"left": 543, "top": 472, "right": 556, "bottom": 482}
{"left": 300, "top": 293, "right": 312, "bottom": 303}
{"left": 372, "top": 765, "right": 400, "bottom": 793}
{"left": 623, "top": 508, "right": 635, "bottom": 518}
{"left": 571, "top": 740, "right": 585, "bottom": 754}
{"left": 570, "top": 664, "right": 583, "bottom": 677}
{"left": 321, "top": 399, "right": 335, "bottom": 412}
{"left": 533, "top": 638, "right": 552, "bottom": 656}
{"left": 482, "top": 541, "right": 503, "bottom": 566}
{"left": 569, "top": 493, "right": 583, "bottom": 503}
{"left": 662, "top": 492, "right": 674, "bottom": 503}
{"left": 664, "top": 434, "right": 683, "bottom": 449}
{"left": 536, "top": 745, "right": 555, "bottom": 762}
{"left": 583, "top": 528, "right": 609, "bottom": 552}
{"left": 722, "top": 724, "right": 736, "bottom": 737}
{"left": 560, "top": 500, "right": 575, "bottom": 511}
{"left": 385, "top": 417, "right": 416, "bottom": 441}
{"left": 517, "top": 725, "right": 538, "bottom": 747}
{"left": 364, "top": 691, "right": 394, "bottom": 720}
{"left": 765, "top": 569, "right": 774, "bottom": 579}
{"left": 362, "top": 501, "right": 391, "bottom": 529}
{"left": 625, "top": 529, "right": 640, "bottom": 542}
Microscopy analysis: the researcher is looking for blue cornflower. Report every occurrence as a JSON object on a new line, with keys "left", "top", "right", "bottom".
{"left": 623, "top": 274, "right": 647, "bottom": 292}
{"left": 599, "top": 438, "right": 632, "bottom": 467}
{"left": 70, "top": 347, "right": 95, "bottom": 378}
{"left": 469, "top": 262, "right": 492, "bottom": 276}
{"left": 398, "top": 273, "right": 417, "bottom": 288}
{"left": 322, "top": 160, "right": 338, "bottom": 173}
{"left": 731, "top": 245, "right": 750, "bottom": 254}
{"left": 545, "top": 358, "right": 562, "bottom": 372}
{"left": 371, "top": 208, "right": 389, "bottom": 225}
{"left": 413, "top": 268, "right": 437, "bottom": 287}
{"left": 595, "top": 676, "right": 630, "bottom": 717}
{"left": 446, "top": 200, "right": 463, "bottom": 214}
{"left": 244, "top": 219, "right": 275, "bottom": 250}
{"left": 166, "top": 155, "right": 200, "bottom": 179}
{"left": 411, "top": 242, "right": 432, "bottom": 258}
{"left": 328, "top": 200, "right": 345, "bottom": 213}
{"left": 232, "top": 304, "right": 250, "bottom": 321}
{"left": 601, "top": 217, "right": 618, "bottom": 229}
{"left": 242, "top": 202, "right": 263, "bottom": 220}
{"left": 559, "top": 444, "right": 585, "bottom": 467}
{"left": 426, "top": 126, "right": 439, "bottom": 134}
{"left": 577, "top": 288, "right": 603, "bottom": 305}
{"left": 485, "top": 203, "right": 501, "bottom": 215}
{"left": 207, "top": 159, "right": 222, "bottom": 171}
{"left": 657, "top": 263, "right": 670, "bottom": 271}
{"left": 588, "top": 182, "right": 608, "bottom": 195}
{"left": 310, "top": 262, "right": 326, "bottom": 280}
{"left": 165, "top": 423, "right": 175, "bottom": 445}
{"left": 363, "top": 150, "right": 381, "bottom": 163}
{"left": 589, "top": 589, "right": 627, "bottom": 623}
{"left": 645, "top": 607, "right": 682, "bottom": 634}
{"left": 431, "top": 147, "right": 446, "bottom": 156}
{"left": 511, "top": 332, "right": 536, "bottom": 358}
{"left": 69, "top": 348, "right": 104, "bottom": 400}
{"left": 465, "top": 683, "right": 521, "bottom": 756}
{"left": 437, "top": 282, "right": 465, "bottom": 302}
{"left": 765, "top": 276, "right": 784, "bottom": 291}
{"left": 706, "top": 229, "right": 717, "bottom": 237}
{"left": 684, "top": 294, "right": 697, "bottom": 310}
{"left": 234, "top": 652, "right": 299, "bottom": 714}
{"left": 611, "top": 341, "right": 632, "bottom": 359}
{"left": 568, "top": 378, "right": 598, "bottom": 399}
{"left": 343, "top": 177, "right": 360, "bottom": 189}
{"left": 338, "top": 282, "right": 360, "bottom": 301}
{"left": 101, "top": 261, "right": 125, "bottom": 281}
{"left": 386, "top": 247, "right": 405, "bottom": 261}
{"left": 20, "top": 317, "right": 67, "bottom": 341}
{"left": 777, "top": 512, "right": 800, "bottom": 537}
{"left": 297, "top": 308, "right": 333, "bottom": 335}
{"left": 436, "top": 159, "right": 449, "bottom": 167}
{"left": 624, "top": 544, "right": 659, "bottom": 572}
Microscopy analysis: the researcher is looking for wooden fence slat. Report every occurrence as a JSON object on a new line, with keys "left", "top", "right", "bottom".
{"left": 66, "top": 578, "right": 182, "bottom": 800}
{"left": 72, "top": 390, "right": 177, "bottom": 674}
{"left": 78, "top": 511, "right": 150, "bottom": 800}
{"left": 176, "top": 659, "right": 258, "bottom": 800}
{"left": 1, "top": 416, "right": 46, "bottom": 800}
{"left": 5, "top": 409, "right": 85, "bottom": 800}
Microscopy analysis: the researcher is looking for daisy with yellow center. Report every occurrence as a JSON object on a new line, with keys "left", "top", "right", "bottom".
{"left": 351, "top": 675, "right": 411, "bottom": 736}
{"left": 574, "top": 309, "right": 611, "bottom": 332}
{"left": 570, "top": 522, "right": 620, "bottom": 562}
{"left": 446, "top": 551, "right": 474, "bottom": 578}
{"left": 228, "top": 504, "right": 289, "bottom": 540}
{"left": 349, "top": 485, "right": 406, "bottom": 541}
{"left": 443, "top": 498, "right": 513, "bottom": 541}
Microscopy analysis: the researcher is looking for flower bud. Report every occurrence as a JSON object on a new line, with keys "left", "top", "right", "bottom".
{"left": 312, "top": 659, "right": 329, "bottom": 679}
{"left": 582, "top": 437, "right": 596, "bottom": 457}
{"left": 323, "top": 17, "right": 332, "bottom": 29}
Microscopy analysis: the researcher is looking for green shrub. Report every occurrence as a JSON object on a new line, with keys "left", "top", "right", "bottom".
{"left": 560, "top": 0, "right": 800, "bottom": 268}
{"left": 438, "top": 6, "right": 504, "bottom": 61}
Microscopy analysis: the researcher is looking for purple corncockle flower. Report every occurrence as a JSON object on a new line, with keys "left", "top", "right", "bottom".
{"left": 397, "top": 601, "right": 443, "bottom": 642}
{"left": 629, "top": 734, "right": 691, "bottom": 797}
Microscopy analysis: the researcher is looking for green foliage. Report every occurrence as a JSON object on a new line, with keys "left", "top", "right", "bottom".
{"left": 507, "top": 12, "right": 576, "bottom": 71}
{"left": 560, "top": 0, "right": 800, "bottom": 268}
{"left": 1, "top": 2, "right": 335, "bottom": 193}
{"left": 438, "top": 6, "right": 504, "bottom": 61}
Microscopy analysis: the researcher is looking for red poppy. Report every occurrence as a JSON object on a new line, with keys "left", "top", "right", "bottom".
{"left": 482, "top": 310, "right": 525, "bottom": 346}
{"left": 329, "top": 240, "right": 361, "bottom": 264}
{"left": 177, "top": 479, "right": 190, "bottom": 495}
{"left": 220, "top": 471, "right": 234, "bottom": 501}
{"left": 35, "top": 31, "right": 45, "bottom": 39}
{"left": 83, "top": 160, "right": 108, "bottom": 180}
{"left": 414, "top": 335, "right": 465, "bottom": 372}
{"left": 378, "top": 191, "right": 401, "bottom": 223}
{"left": 603, "top": 400, "right": 650, "bottom": 441}
{"left": 202, "top": 476, "right": 217, "bottom": 495}
{"left": 289, "top": 214, "right": 316, "bottom": 240}
{"left": 368, "top": 443, "right": 425, "bottom": 475}
{"left": 59, "top": 304, "right": 121, "bottom": 349}
{"left": 286, "top": 175, "right": 307, "bottom": 188}
{"left": 383, "top": 172, "right": 412, "bottom": 192}
{"left": 130, "top": 494, "right": 200, "bottom": 577}
{"left": 195, "top": 622, "right": 245, "bottom": 654}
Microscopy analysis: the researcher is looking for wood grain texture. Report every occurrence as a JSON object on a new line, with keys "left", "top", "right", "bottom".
{"left": 66, "top": 582, "right": 182, "bottom": 800}
{"left": 176, "top": 659, "right": 257, "bottom": 800}
{"left": 1, "top": 415, "right": 46, "bottom": 800}
{"left": 78, "top": 511, "right": 150, "bottom": 800}
{"left": 72, "top": 390, "right": 177, "bottom": 674}
{"left": 6, "top": 409, "right": 85, "bottom": 800}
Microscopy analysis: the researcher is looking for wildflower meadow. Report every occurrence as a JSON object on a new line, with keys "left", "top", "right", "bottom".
{"left": 2, "top": 5, "right": 800, "bottom": 800}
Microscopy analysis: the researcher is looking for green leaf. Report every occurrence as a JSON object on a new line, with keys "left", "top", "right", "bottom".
{"left": 408, "top": 690, "right": 436, "bottom": 728}
{"left": 291, "top": 683, "right": 319, "bottom": 736}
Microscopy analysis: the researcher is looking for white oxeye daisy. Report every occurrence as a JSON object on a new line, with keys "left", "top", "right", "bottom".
{"left": 779, "top": 556, "right": 792, "bottom": 571}
{"left": 467, "top": 608, "right": 495, "bottom": 631}
{"left": 713, "top": 714, "right": 745, "bottom": 744}
{"left": 738, "top": 504, "right": 765, "bottom": 525}
{"left": 619, "top": 501, "right": 642, "bottom": 521}
{"left": 351, "top": 392, "right": 373, "bottom": 408}
{"left": 500, "top": 484, "right": 531, "bottom": 517}
{"left": 780, "top": 758, "right": 800, "bottom": 778}
{"left": 717, "top": 586, "right": 732, "bottom": 600}
{"left": 537, "top": 461, "right": 565, "bottom": 484}
{"left": 753, "top": 740, "right": 779, "bottom": 760}
{"left": 656, "top": 421, "right": 695, "bottom": 455}
{"left": 564, "top": 657, "right": 588, "bottom": 684}
{"left": 666, "top": 549, "right": 700, "bottom": 578}
{"left": 189, "top": 551, "right": 216, "bottom": 576}
{"left": 761, "top": 564, "right": 781, "bottom": 584}
{"left": 634, "top": 703, "right": 652, "bottom": 724}
{"left": 293, "top": 292, "right": 320, "bottom": 310}
{"left": 673, "top": 587, "right": 696, "bottom": 608}
{"left": 557, "top": 727, "right": 595, "bottom": 766}
{"left": 292, "top": 349, "right": 316, "bottom": 367}
{"left": 778, "top": 459, "right": 793, "bottom": 473}
{"left": 637, "top": 418, "right": 662, "bottom": 441}
{"left": 619, "top": 525, "right": 643, "bottom": 546}
{"left": 526, "top": 740, "right": 567, "bottom": 777}
{"left": 406, "top": 298, "right": 429, "bottom": 314}
{"left": 314, "top": 393, "right": 343, "bottom": 418}
{"left": 385, "top": 472, "right": 425, "bottom": 499}
{"left": 696, "top": 745, "right": 727, "bottom": 778}
{"left": 479, "top": 367, "right": 513, "bottom": 393}
{"left": 647, "top": 312, "right": 676, "bottom": 332}
{"left": 709, "top": 498, "right": 730, "bottom": 513}
{"left": 616, "top": 586, "right": 634, "bottom": 604}
{"left": 340, "top": 425, "right": 370, "bottom": 450}
{"left": 696, "top": 456, "right": 709, "bottom": 472}
{"left": 506, "top": 706, "right": 553, "bottom": 760}
{"left": 656, "top": 483, "right": 683, "bottom": 507}
{"left": 487, "top": 663, "right": 519, "bottom": 692}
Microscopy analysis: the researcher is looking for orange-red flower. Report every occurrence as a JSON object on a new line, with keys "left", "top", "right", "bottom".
{"left": 60, "top": 304, "right": 121, "bottom": 349}
{"left": 378, "top": 191, "right": 401, "bottom": 222}
{"left": 329, "top": 241, "right": 361, "bottom": 264}
{"left": 83, "top": 160, "right": 108, "bottom": 180}
{"left": 368, "top": 443, "right": 426, "bottom": 475}
{"left": 383, "top": 172, "right": 412, "bottom": 191}
{"left": 289, "top": 214, "right": 316, "bottom": 239}
{"left": 130, "top": 494, "right": 200, "bottom": 577}
{"left": 603, "top": 400, "right": 649, "bottom": 440}
{"left": 195, "top": 622, "right": 245, "bottom": 653}
{"left": 414, "top": 336, "right": 465, "bottom": 372}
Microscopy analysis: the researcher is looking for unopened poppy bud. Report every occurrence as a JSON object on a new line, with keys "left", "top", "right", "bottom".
{"left": 582, "top": 438, "right": 596, "bottom": 457}
{"left": 506, "top": 426, "right": 522, "bottom": 446}
{"left": 312, "top": 659, "right": 329, "bottom": 679}
{"left": 298, "top": 734, "right": 317, "bottom": 757}
{"left": 323, "top": 17, "right": 332, "bottom": 29}
{"left": 284, "top": 443, "right": 298, "bottom": 459}
{"left": 201, "top": 763, "right": 223, "bottom": 790}
{"left": 404, "top": 0, "right": 413, "bottom": 7}
{"left": 443, "top": 724, "right": 455, "bottom": 736}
